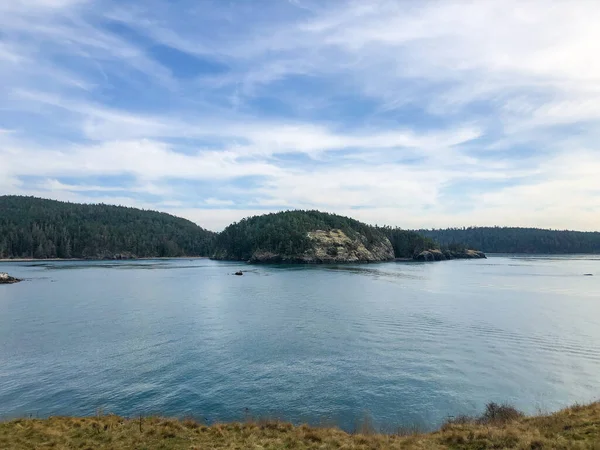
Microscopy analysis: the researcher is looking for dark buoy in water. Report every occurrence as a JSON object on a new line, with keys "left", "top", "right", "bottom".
{"left": 234, "top": 271, "right": 243, "bottom": 276}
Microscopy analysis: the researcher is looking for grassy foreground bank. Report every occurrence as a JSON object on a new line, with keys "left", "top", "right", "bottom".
{"left": 1, "top": 402, "right": 598, "bottom": 449}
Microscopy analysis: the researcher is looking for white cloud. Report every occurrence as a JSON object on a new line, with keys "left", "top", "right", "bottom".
{"left": 203, "top": 198, "right": 235, "bottom": 206}
{"left": 0, "top": 138, "right": 284, "bottom": 180}
{"left": 165, "top": 208, "right": 271, "bottom": 231}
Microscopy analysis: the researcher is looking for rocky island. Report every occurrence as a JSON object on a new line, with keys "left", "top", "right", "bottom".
{"left": 213, "top": 211, "right": 396, "bottom": 263}
{"left": 212, "top": 210, "right": 485, "bottom": 263}
{"left": 0, "top": 273, "right": 21, "bottom": 284}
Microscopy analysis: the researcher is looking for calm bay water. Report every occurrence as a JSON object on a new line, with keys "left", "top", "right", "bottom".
{"left": 0, "top": 256, "right": 599, "bottom": 430}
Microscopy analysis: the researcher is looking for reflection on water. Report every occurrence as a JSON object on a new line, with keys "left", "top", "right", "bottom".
{"left": 0, "top": 256, "right": 599, "bottom": 431}
{"left": 31, "top": 260, "right": 215, "bottom": 270}
{"left": 324, "top": 265, "right": 424, "bottom": 280}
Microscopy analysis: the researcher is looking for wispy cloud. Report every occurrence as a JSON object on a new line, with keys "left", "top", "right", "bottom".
{"left": 1, "top": 0, "right": 599, "bottom": 230}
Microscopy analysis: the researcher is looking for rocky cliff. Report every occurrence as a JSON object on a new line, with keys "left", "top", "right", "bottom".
{"left": 248, "top": 229, "right": 395, "bottom": 263}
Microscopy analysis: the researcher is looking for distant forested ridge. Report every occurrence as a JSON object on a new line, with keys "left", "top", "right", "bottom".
{"left": 0, "top": 196, "right": 215, "bottom": 259}
{"left": 418, "top": 227, "right": 600, "bottom": 254}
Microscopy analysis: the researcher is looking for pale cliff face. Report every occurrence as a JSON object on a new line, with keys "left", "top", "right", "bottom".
{"left": 248, "top": 229, "right": 394, "bottom": 263}
{"left": 306, "top": 229, "right": 394, "bottom": 262}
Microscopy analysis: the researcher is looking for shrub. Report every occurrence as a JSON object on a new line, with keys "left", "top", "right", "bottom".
{"left": 443, "top": 403, "right": 524, "bottom": 429}
{"left": 478, "top": 402, "right": 524, "bottom": 424}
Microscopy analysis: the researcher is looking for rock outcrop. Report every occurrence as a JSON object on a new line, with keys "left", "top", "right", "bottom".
{"left": 414, "top": 249, "right": 445, "bottom": 261}
{"left": 414, "top": 249, "right": 486, "bottom": 261}
{"left": 0, "top": 273, "right": 21, "bottom": 284}
{"left": 96, "top": 252, "right": 137, "bottom": 260}
{"left": 248, "top": 229, "right": 395, "bottom": 264}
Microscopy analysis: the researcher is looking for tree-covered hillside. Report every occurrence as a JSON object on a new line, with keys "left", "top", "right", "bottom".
{"left": 213, "top": 210, "right": 387, "bottom": 261}
{"left": 213, "top": 210, "right": 439, "bottom": 261}
{"left": 0, "top": 196, "right": 215, "bottom": 259}
{"left": 418, "top": 227, "right": 600, "bottom": 254}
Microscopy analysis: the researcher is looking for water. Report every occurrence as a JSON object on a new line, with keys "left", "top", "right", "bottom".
{"left": 0, "top": 256, "right": 599, "bottom": 430}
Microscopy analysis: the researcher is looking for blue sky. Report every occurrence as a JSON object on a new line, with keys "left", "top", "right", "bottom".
{"left": 1, "top": 0, "right": 599, "bottom": 231}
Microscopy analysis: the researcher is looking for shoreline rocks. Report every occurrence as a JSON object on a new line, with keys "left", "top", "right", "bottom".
{"left": 414, "top": 249, "right": 486, "bottom": 262}
{"left": 0, "top": 272, "right": 21, "bottom": 284}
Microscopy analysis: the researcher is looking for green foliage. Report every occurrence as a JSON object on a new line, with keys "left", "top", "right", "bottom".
{"left": 419, "top": 227, "right": 600, "bottom": 254}
{"left": 377, "top": 226, "right": 439, "bottom": 258}
{"left": 213, "top": 210, "right": 440, "bottom": 260}
{"left": 0, "top": 197, "right": 458, "bottom": 261}
{"left": 0, "top": 196, "right": 215, "bottom": 259}
{"left": 213, "top": 210, "right": 388, "bottom": 260}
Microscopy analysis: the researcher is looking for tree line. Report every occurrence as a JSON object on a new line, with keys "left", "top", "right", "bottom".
{"left": 418, "top": 227, "right": 600, "bottom": 254}
{"left": 5, "top": 196, "right": 597, "bottom": 261}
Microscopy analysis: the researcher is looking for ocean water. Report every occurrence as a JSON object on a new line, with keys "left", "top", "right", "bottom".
{"left": 0, "top": 256, "right": 599, "bottom": 430}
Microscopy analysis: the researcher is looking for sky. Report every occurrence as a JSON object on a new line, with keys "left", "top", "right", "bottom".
{"left": 1, "top": 0, "right": 600, "bottom": 231}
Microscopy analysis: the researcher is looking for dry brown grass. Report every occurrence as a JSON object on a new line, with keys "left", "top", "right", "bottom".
{"left": 1, "top": 402, "right": 598, "bottom": 449}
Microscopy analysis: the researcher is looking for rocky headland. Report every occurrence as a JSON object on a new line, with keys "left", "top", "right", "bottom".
{"left": 414, "top": 248, "right": 487, "bottom": 261}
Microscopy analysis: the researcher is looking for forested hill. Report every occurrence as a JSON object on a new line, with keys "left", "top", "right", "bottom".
{"left": 213, "top": 210, "right": 390, "bottom": 262}
{"left": 0, "top": 196, "right": 215, "bottom": 259}
{"left": 213, "top": 210, "right": 437, "bottom": 262}
{"left": 418, "top": 227, "right": 600, "bottom": 254}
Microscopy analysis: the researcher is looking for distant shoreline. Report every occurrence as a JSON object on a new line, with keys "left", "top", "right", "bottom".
{"left": 0, "top": 256, "right": 210, "bottom": 263}
{"left": 3, "top": 254, "right": 597, "bottom": 264}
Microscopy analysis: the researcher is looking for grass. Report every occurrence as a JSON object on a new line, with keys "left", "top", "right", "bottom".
{"left": 0, "top": 402, "right": 599, "bottom": 449}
